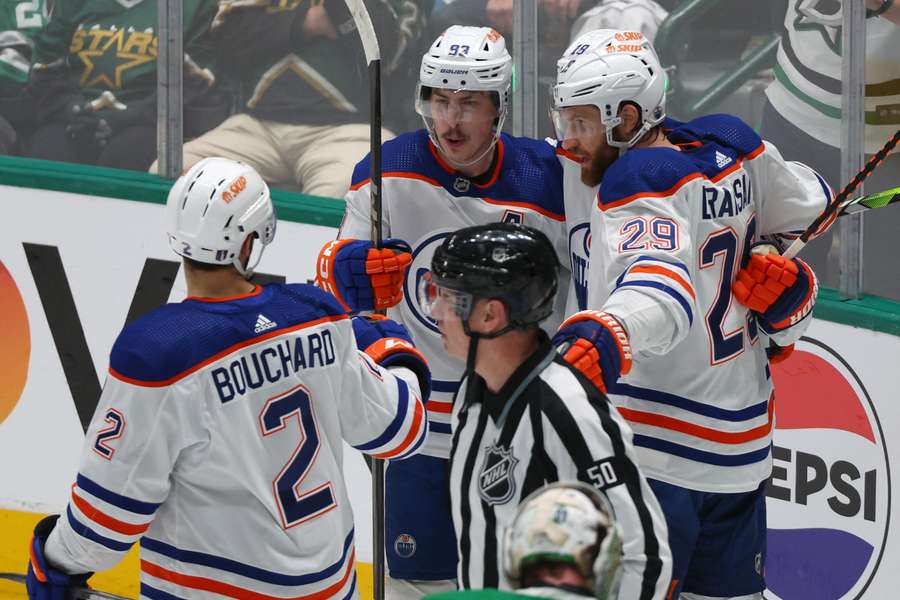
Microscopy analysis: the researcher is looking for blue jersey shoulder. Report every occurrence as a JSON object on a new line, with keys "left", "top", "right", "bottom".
{"left": 110, "top": 284, "right": 347, "bottom": 383}
{"left": 484, "top": 133, "right": 565, "bottom": 218}
{"left": 350, "top": 130, "right": 432, "bottom": 187}
{"left": 666, "top": 114, "right": 763, "bottom": 156}
{"left": 599, "top": 147, "right": 699, "bottom": 207}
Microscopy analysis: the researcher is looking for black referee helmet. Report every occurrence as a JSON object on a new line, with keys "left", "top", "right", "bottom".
{"left": 430, "top": 222, "right": 560, "bottom": 331}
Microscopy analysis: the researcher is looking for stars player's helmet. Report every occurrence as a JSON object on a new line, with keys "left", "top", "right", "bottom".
{"left": 504, "top": 482, "right": 624, "bottom": 600}
{"left": 420, "top": 223, "right": 559, "bottom": 334}
{"left": 551, "top": 29, "right": 666, "bottom": 149}
{"left": 416, "top": 25, "right": 513, "bottom": 166}
{"left": 166, "top": 157, "right": 276, "bottom": 278}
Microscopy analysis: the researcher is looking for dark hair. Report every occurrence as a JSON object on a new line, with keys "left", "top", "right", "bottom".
{"left": 183, "top": 257, "right": 235, "bottom": 273}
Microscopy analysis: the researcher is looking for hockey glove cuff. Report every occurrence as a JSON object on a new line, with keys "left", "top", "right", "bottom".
{"left": 765, "top": 342, "right": 795, "bottom": 365}
{"left": 316, "top": 238, "right": 413, "bottom": 312}
{"left": 27, "top": 514, "right": 92, "bottom": 600}
{"left": 551, "top": 310, "right": 633, "bottom": 393}
{"left": 732, "top": 247, "right": 817, "bottom": 333}
{"left": 351, "top": 315, "right": 431, "bottom": 400}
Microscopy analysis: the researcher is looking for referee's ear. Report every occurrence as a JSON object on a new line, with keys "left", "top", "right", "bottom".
{"left": 476, "top": 298, "right": 510, "bottom": 336}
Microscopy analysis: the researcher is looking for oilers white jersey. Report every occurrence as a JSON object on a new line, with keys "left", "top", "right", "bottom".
{"left": 44, "top": 284, "right": 427, "bottom": 599}
{"left": 587, "top": 116, "right": 830, "bottom": 493}
{"left": 340, "top": 129, "right": 570, "bottom": 460}
{"left": 766, "top": 1, "right": 900, "bottom": 153}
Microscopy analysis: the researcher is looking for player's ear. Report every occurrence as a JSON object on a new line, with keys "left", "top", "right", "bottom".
{"left": 617, "top": 103, "right": 641, "bottom": 139}
{"left": 480, "top": 298, "right": 509, "bottom": 334}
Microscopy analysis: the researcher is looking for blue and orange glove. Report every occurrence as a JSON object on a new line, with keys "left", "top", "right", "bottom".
{"left": 732, "top": 246, "right": 818, "bottom": 333}
{"left": 316, "top": 238, "right": 412, "bottom": 312}
{"left": 26, "top": 514, "right": 92, "bottom": 600}
{"left": 351, "top": 315, "right": 431, "bottom": 400}
{"left": 551, "top": 310, "right": 633, "bottom": 393}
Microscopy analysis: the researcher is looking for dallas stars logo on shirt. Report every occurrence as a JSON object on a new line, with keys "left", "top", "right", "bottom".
{"left": 794, "top": 0, "right": 843, "bottom": 55}
{"left": 478, "top": 444, "right": 518, "bottom": 505}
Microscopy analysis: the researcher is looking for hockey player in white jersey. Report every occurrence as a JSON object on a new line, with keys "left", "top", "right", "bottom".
{"left": 25, "top": 157, "right": 430, "bottom": 600}
{"left": 316, "top": 25, "right": 570, "bottom": 597}
{"left": 549, "top": 30, "right": 831, "bottom": 599}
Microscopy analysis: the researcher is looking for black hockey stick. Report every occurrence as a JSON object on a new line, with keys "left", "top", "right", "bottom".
{"left": 342, "top": 2, "right": 386, "bottom": 599}
{"left": 783, "top": 129, "right": 900, "bottom": 259}
{"left": 0, "top": 572, "right": 130, "bottom": 600}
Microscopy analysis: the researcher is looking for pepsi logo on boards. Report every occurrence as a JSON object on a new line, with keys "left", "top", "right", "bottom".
{"left": 765, "top": 338, "right": 890, "bottom": 600}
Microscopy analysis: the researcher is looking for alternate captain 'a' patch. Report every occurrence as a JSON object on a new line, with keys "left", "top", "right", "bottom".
{"left": 478, "top": 444, "right": 518, "bottom": 505}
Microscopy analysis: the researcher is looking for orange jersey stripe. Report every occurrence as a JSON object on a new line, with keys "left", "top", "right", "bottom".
{"left": 627, "top": 265, "right": 696, "bottom": 299}
{"left": 71, "top": 489, "right": 151, "bottom": 536}
{"left": 617, "top": 398, "right": 773, "bottom": 444}
{"left": 141, "top": 549, "right": 356, "bottom": 600}
{"left": 350, "top": 171, "right": 440, "bottom": 191}
{"left": 109, "top": 314, "right": 348, "bottom": 388}
{"left": 426, "top": 400, "right": 453, "bottom": 414}
{"left": 374, "top": 399, "right": 425, "bottom": 459}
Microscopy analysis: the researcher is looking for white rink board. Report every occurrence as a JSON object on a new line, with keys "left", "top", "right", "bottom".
{"left": 1, "top": 186, "right": 899, "bottom": 596}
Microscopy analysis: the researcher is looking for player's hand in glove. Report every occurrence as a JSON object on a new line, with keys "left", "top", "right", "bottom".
{"left": 551, "top": 310, "right": 633, "bottom": 393}
{"left": 26, "top": 514, "right": 92, "bottom": 600}
{"left": 351, "top": 315, "right": 431, "bottom": 400}
{"left": 316, "top": 238, "right": 412, "bottom": 312}
{"left": 732, "top": 245, "right": 817, "bottom": 332}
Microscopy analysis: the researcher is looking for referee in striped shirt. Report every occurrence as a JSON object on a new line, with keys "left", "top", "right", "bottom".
{"left": 418, "top": 223, "right": 672, "bottom": 600}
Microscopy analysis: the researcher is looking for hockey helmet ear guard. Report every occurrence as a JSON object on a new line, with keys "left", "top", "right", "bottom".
{"left": 552, "top": 29, "right": 666, "bottom": 150}
{"left": 503, "top": 481, "right": 624, "bottom": 600}
{"left": 166, "top": 157, "right": 276, "bottom": 278}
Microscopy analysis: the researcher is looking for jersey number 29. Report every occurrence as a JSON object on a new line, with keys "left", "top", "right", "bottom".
{"left": 260, "top": 384, "right": 336, "bottom": 529}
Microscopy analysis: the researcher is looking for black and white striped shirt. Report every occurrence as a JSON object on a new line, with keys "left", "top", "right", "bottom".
{"left": 449, "top": 338, "right": 672, "bottom": 599}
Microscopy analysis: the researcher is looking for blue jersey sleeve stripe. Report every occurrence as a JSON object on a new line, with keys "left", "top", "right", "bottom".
{"left": 632, "top": 434, "right": 771, "bottom": 466}
{"left": 341, "top": 574, "right": 358, "bottom": 600}
{"left": 614, "top": 280, "right": 694, "bottom": 325}
{"left": 140, "top": 530, "right": 355, "bottom": 586}
{"left": 141, "top": 583, "right": 188, "bottom": 600}
{"left": 432, "top": 379, "right": 461, "bottom": 393}
{"left": 353, "top": 377, "right": 409, "bottom": 452}
{"left": 393, "top": 422, "right": 429, "bottom": 460}
{"left": 628, "top": 254, "right": 691, "bottom": 276}
{"left": 76, "top": 474, "right": 160, "bottom": 515}
{"left": 66, "top": 506, "right": 134, "bottom": 552}
{"left": 609, "top": 382, "right": 769, "bottom": 421}
{"left": 428, "top": 421, "right": 452, "bottom": 435}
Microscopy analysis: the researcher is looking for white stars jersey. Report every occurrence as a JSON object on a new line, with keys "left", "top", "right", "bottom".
{"left": 586, "top": 115, "right": 831, "bottom": 493}
{"left": 340, "top": 129, "right": 571, "bottom": 459}
{"left": 44, "top": 283, "right": 426, "bottom": 599}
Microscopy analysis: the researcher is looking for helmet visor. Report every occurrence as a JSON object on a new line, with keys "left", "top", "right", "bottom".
{"left": 418, "top": 272, "right": 474, "bottom": 321}
{"left": 416, "top": 84, "right": 500, "bottom": 124}
{"left": 550, "top": 103, "right": 605, "bottom": 144}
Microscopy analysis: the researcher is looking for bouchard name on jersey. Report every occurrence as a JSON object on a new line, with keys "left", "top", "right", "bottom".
{"left": 43, "top": 283, "right": 426, "bottom": 600}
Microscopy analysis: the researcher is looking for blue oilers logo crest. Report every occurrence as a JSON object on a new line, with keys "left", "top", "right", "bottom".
{"left": 568, "top": 221, "right": 590, "bottom": 311}
{"left": 403, "top": 231, "right": 454, "bottom": 334}
{"left": 394, "top": 534, "right": 417, "bottom": 558}
{"left": 478, "top": 444, "right": 519, "bottom": 505}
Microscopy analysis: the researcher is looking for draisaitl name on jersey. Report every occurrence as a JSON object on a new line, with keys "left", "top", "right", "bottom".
{"left": 701, "top": 173, "right": 753, "bottom": 220}
{"left": 211, "top": 330, "right": 336, "bottom": 403}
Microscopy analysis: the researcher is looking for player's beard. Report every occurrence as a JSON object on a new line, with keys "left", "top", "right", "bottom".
{"left": 581, "top": 141, "right": 618, "bottom": 187}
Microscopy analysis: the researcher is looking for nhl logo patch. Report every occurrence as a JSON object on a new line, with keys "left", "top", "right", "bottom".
{"left": 394, "top": 533, "right": 417, "bottom": 558}
{"left": 453, "top": 176, "right": 471, "bottom": 193}
{"left": 478, "top": 444, "right": 518, "bottom": 505}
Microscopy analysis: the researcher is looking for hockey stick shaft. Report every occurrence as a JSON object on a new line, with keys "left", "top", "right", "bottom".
{"left": 784, "top": 129, "right": 899, "bottom": 259}
{"left": 0, "top": 572, "right": 129, "bottom": 600}
{"left": 342, "top": 2, "right": 386, "bottom": 598}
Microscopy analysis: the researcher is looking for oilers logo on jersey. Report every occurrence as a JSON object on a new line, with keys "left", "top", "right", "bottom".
{"left": 402, "top": 230, "right": 455, "bottom": 335}
{"left": 478, "top": 444, "right": 519, "bottom": 505}
{"left": 394, "top": 534, "right": 417, "bottom": 558}
{"left": 568, "top": 222, "right": 591, "bottom": 311}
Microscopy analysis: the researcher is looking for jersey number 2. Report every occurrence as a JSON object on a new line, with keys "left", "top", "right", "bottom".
{"left": 699, "top": 216, "right": 758, "bottom": 364}
{"left": 259, "top": 384, "right": 336, "bottom": 529}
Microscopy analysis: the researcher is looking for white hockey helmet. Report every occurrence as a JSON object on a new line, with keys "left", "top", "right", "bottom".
{"left": 551, "top": 29, "right": 666, "bottom": 149}
{"left": 503, "top": 481, "right": 623, "bottom": 600}
{"left": 416, "top": 26, "right": 512, "bottom": 163}
{"left": 166, "top": 157, "right": 276, "bottom": 278}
